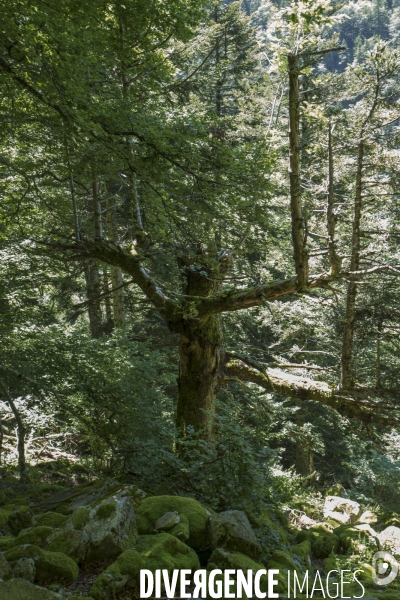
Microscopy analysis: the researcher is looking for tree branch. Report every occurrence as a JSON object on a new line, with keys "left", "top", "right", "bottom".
{"left": 223, "top": 351, "right": 399, "bottom": 427}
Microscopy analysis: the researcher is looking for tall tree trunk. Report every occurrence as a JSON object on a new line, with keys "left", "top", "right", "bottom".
{"left": 84, "top": 262, "right": 103, "bottom": 338}
{"left": 103, "top": 267, "right": 113, "bottom": 325}
{"left": 340, "top": 141, "right": 364, "bottom": 389}
{"left": 106, "top": 197, "right": 125, "bottom": 328}
{"left": 0, "top": 383, "right": 28, "bottom": 482}
{"left": 175, "top": 251, "right": 226, "bottom": 440}
{"left": 294, "top": 401, "right": 311, "bottom": 476}
{"left": 288, "top": 54, "right": 308, "bottom": 289}
{"left": 176, "top": 316, "right": 222, "bottom": 440}
{"left": 327, "top": 121, "right": 341, "bottom": 275}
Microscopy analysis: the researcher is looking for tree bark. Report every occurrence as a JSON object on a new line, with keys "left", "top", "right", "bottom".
{"left": 340, "top": 141, "right": 363, "bottom": 389}
{"left": 327, "top": 121, "right": 341, "bottom": 275}
{"left": 288, "top": 54, "right": 308, "bottom": 289}
{"left": 84, "top": 261, "right": 103, "bottom": 338}
{"left": 0, "top": 382, "right": 29, "bottom": 482}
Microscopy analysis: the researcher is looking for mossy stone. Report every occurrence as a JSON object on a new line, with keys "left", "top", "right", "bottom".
{"left": 35, "top": 549, "right": 79, "bottom": 581}
{"left": 8, "top": 526, "right": 54, "bottom": 549}
{"left": 297, "top": 530, "right": 316, "bottom": 544}
{"left": 136, "top": 495, "right": 209, "bottom": 551}
{"left": 71, "top": 507, "right": 90, "bottom": 530}
{"left": 0, "top": 552, "right": 12, "bottom": 581}
{"left": 167, "top": 514, "right": 190, "bottom": 543}
{"left": 0, "top": 507, "right": 11, "bottom": 528}
{"left": 323, "top": 556, "right": 337, "bottom": 573}
{"left": 46, "top": 529, "right": 89, "bottom": 564}
{"left": 8, "top": 506, "right": 34, "bottom": 535}
{"left": 95, "top": 501, "right": 116, "bottom": 520}
{"left": 0, "top": 536, "right": 14, "bottom": 551}
{"left": 55, "top": 503, "right": 70, "bottom": 515}
{"left": 135, "top": 532, "right": 200, "bottom": 574}
{"left": 313, "top": 532, "right": 340, "bottom": 558}
{"left": 5, "top": 544, "right": 43, "bottom": 562}
{"left": 268, "top": 549, "right": 299, "bottom": 571}
{"left": 0, "top": 578, "right": 61, "bottom": 599}
{"left": 90, "top": 549, "right": 144, "bottom": 600}
{"left": 206, "top": 549, "right": 269, "bottom": 599}
{"left": 35, "top": 512, "right": 69, "bottom": 528}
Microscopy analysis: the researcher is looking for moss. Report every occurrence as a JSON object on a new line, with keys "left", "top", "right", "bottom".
{"left": 55, "top": 503, "right": 70, "bottom": 515}
{"left": 5, "top": 543, "right": 43, "bottom": 562}
{"left": 135, "top": 533, "right": 200, "bottom": 574}
{"left": 379, "top": 591, "right": 400, "bottom": 600}
{"left": 0, "top": 507, "right": 11, "bottom": 528}
{"left": 313, "top": 532, "right": 340, "bottom": 559}
{"left": 8, "top": 505, "right": 34, "bottom": 535}
{"left": 0, "top": 553, "right": 12, "bottom": 581}
{"left": 0, "top": 578, "right": 61, "bottom": 599}
{"left": 166, "top": 514, "right": 190, "bottom": 542}
{"left": 69, "top": 597, "right": 95, "bottom": 600}
{"left": 35, "top": 512, "right": 69, "bottom": 528}
{"left": 71, "top": 506, "right": 90, "bottom": 530}
{"left": 46, "top": 528, "right": 88, "bottom": 563}
{"left": 323, "top": 556, "right": 337, "bottom": 573}
{"left": 268, "top": 549, "right": 299, "bottom": 571}
{"left": 0, "top": 536, "right": 15, "bottom": 551}
{"left": 6, "top": 497, "right": 27, "bottom": 506}
{"left": 90, "top": 549, "right": 144, "bottom": 600}
{"left": 95, "top": 501, "right": 116, "bottom": 520}
{"left": 206, "top": 549, "right": 269, "bottom": 599}
{"left": 136, "top": 495, "right": 209, "bottom": 551}
{"left": 35, "top": 549, "right": 79, "bottom": 581}
{"left": 291, "top": 540, "right": 311, "bottom": 561}
{"left": 297, "top": 530, "right": 316, "bottom": 544}
{"left": 335, "top": 524, "right": 374, "bottom": 551}
{"left": 8, "top": 525, "right": 53, "bottom": 549}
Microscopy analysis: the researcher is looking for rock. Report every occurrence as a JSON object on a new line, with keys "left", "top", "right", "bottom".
{"left": 208, "top": 510, "right": 261, "bottom": 559}
{"left": 378, "top": 526, "right": 400, "bottom": 554}
{"left": 335, "top": 524, "right": 378, "bottom": 552}
{"left": 7, "top": 505, "right": 34, "bottom": 535}
{"left": 207, "top": 548, "right": 271, "bottom": 595}
{"left": 46, "top": 528, "right": 89, "bottom": 564}
{"left": 79, "top": 494, "right": 137, "bottom": 563}
{"left": 7, "top": 525, "right": 54, "bottom": 549}
{"left": 290, "top": 540, "right": 312, "bottom": 568}
{"left": 323, "top": 496, "right": 361, "bottom": 524}
{"left": 5, "top": 543, "right": 79, "bottom": 582}
{"left": 155, "top": 511, "right": 180, "bottom": 531}
{"left": 0, "top": 578, "right": 61, "bottom": 599}
{"left": 35, "top": 512, "right": 69, "bottom": 528}
{"left": 137, "top": 495, "right": 209, "bottom": 551}
{"left": 12, "top": 557, "right": 36, "bottom": 582}
{"left": 90, "top": 549, "right": 143, "bottom": 600}
{"left": 35, "top": 550, "right": 79, "bottom": 581}
{"left": 358, "top": 510, "right": 377, "bottom": 525}
{"left": 299, "top": 514, "right": 317, "bottom": 528}
{"left": 313, "top": 532, "right": 340, "bottom": 558}
{"left": 135, "top": 532, "right": 200, "bottom": 574}
{"left": 0, "top": 553, "right": 12, "bottom": 581}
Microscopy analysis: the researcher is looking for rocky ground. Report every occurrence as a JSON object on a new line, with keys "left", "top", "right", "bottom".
{"left": 0, "top": 469, "right": 399, "bottom": 599}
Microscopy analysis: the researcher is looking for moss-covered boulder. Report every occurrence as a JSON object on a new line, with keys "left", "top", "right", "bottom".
{"left": 137, "top": 495, "right": 209, "bottom": 551}
{"left": 46, "top": 528, "right": 89, "bottom": 563}
{"left": 35, "top": 512, "right": 69, "bottom": 528}
{"left": 8, "top": 525, "right": 54, "bottom": 549}
{"left": 7, "top": 505, "right": 34, "bottom": 535}
{"left": 35, "top": 549, "right": 79, "bottom": 581}
{"left": 5, "top": 543, "right": 43, "bottom": 563}
{"left": 5, "top": 542, "right": 79, "bottom": 582}
{"left": 135, "top": 532, "right": 200, "bottom": 574}
{"left": 0, "top": 578, "right": 61, "bottom": 599}
{"left": 335, "top": 523, "right": 378, "bottom": 552}
{"left": 290, "top": 540, "right": 312, "bottom": 567}
{"left": 323, "top": 495, "right": 361, "bottom": 525}
{"left": 206, "top": 548, "right": 269, "bottom": 599}
{"left": 90, "top": 549, "right": 144, "bottom": 600}
{"left": 313, "top": 532, "right": 340, "bottom": 558}
{"left": 12, "top": 557, "right": 36, "bottom": 582}
{"left": 208, "top": 510, "right": 262, "bottom": 559}
{"left": 0, "top": 552, "right": 13, "bottom": 581}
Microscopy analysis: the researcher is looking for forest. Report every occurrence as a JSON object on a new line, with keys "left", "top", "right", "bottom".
{"left": 1, "top": 0, "right": 400, "bottom": 598}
